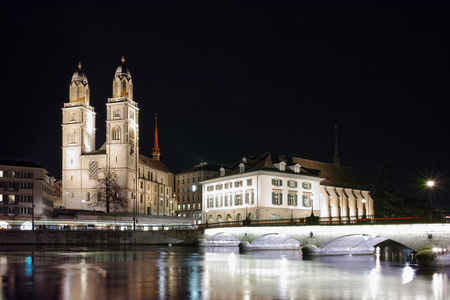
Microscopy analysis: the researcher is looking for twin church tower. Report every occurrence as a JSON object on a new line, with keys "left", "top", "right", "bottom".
{"left": 61, "top": 58, "right": 174, "bottom": 215}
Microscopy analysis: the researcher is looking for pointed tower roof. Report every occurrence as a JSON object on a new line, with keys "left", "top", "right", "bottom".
{"left": 333, "top": 123, "right": 341, "bottom": 165}
{"left": 152, "top": 114, "right": 161, "bottom": 161}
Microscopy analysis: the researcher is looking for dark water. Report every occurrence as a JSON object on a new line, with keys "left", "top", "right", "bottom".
{"left": 0, "top": 245, "right": 448, "bottom": 300}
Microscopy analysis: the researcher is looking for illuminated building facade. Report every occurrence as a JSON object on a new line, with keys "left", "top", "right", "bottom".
{"left": 61, "top": 58, "right": 175, "bottom": 215}
{"left": 0, "top": 160, "right": 55, "bottom": 226}
{"left": 201, "top": 152, "right": 373, "bottom": 222}
{"left": 175, "top": 163, "right": 222, "bottom": 223}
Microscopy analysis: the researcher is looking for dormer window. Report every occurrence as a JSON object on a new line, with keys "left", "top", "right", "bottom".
{"left": 242, "top": 157, "right": 247, "bottom": 164}
{"left": 220, "top": 167, "right": 225, "bottom": 177}
{"left": 289, "top": 163, "right": 301, "bottom": 173}
{"left": 274, "top": 161, "right": 286, "bottom": 171}
{"left": 239, "top": 163, "right": 245, "bottom": 173}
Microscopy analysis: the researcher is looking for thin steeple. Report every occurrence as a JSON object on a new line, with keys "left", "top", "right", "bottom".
{"left": 333, "top": 123, "right": 340, "bottom": 165}
{"left": 152, "top": 114, "right": 161, "bottom": 161}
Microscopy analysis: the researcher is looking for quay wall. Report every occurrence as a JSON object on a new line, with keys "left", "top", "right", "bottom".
{"left": 0, "top": 229, "right": 201, "bottom": 245}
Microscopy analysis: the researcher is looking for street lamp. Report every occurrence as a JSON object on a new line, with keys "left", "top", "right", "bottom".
{"left": 426, "top": 180, "right": 434, "bottom": 210}
{"left": 362, "top": 199, "right": 367, "bottom": 219}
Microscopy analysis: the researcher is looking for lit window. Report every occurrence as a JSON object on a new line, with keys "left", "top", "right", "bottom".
{"left": 235, "top": 194, "right": 242, "bottom": 206}
{"left": 234, "top": 181, "right": 243, "bottom": 188}
{"left": 216, "top": 184, "right": 223, "bottom": 190}
{"left": 0, "top": 171, "right": 3, "bottom": 177}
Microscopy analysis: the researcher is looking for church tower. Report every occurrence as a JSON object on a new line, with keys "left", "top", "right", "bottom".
{"left": 105, "top": 57, "right": 139, "bottom": 203}
{"left": 152, "top": 114, "right": 161, "bottom": 161}
{"left": 62, "top": 63, "right": 96, "bottom": 208}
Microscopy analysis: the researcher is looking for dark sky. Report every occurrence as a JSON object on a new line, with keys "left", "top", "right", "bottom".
{"left": 2, "top": 0, "right": 450, "bottom": 208}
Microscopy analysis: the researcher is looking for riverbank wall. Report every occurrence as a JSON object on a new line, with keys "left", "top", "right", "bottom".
{"left": 0, "top": 229, "right": 201, "bottom": 245}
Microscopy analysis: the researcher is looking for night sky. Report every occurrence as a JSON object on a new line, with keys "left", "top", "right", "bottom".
{"left": 2, "top": 0, "right": 450, "bottom": 208}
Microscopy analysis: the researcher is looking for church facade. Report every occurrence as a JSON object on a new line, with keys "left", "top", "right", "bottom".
{"left": 61, "top": 58, "right": 175, "bottom": 215}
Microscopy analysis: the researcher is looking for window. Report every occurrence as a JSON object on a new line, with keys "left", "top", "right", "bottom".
{"left": 224, "top": 195, "right": 228, "bottom": 207}
{"left": 114, "top": 109, "right": 121, "bottom": 118}
{"left": 247, "top": 179, "right": 252, "bottom": 186}
{"left": 0, "top": 171, "right": 3, "bottom": 177}
{"left": 235, "top": 194, "right": 242, "bottom": 206}
{"left": 9, "top": 195, "right": 16, "bottom": 202}
{"left": 272, "top": 191, "right": 282, "bottom": 205}
{"left": 272, "top": 179, "right": 282, "bottom": 186}
{"left": 207, "top": 186, "right": 214, "bottom": 192}
{"left": 302, "top": 194, "right": 311, "bottom": 207}
{"left": 207, "top": 197, "right": 214, "bottom": 208}
{"left": 216, "top": 184, "right": 223, "bottom": 190}
{"left": 288, "top": 193, "right": 298, "bottom": 206}
{"left": 89, "top": 161, "right": 98, "bottom": 180}
{"left": 234, "top": 181, "right": 243, "bottom": 188}
{"left": 70, "top": 131, "right": 76, "bottom": 144}
{"left": 0, "top": 194, "right": 2, "bottom": 201}
{"left": 239, "top": 163, "right": 245, "bottom": 173}
{"left": 288, "top": 180, "right": 298, "bottom": 188}
{"left": 8, "top": 207, "right": 14, "bottom": 215}
{"left": 112, "top": 126, "right": 121, "bottom": 141}
{"left": 302, "top": 182, "right": 312, "bottom": 189}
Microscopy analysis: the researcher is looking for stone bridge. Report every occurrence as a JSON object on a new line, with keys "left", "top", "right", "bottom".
{"left": 201, "top": 223, "right": 450, "bottom": 253}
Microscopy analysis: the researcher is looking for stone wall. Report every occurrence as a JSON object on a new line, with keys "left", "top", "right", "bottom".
{"left": 0, "top": 229, "right": 200, "bottom": 245}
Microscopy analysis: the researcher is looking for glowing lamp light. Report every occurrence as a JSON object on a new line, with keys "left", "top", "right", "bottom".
{"left": 427, "top": 181, "right": 434, "bottom": 187}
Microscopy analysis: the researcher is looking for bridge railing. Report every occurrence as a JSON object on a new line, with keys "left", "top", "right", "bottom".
{"left": 206, "top": 215, "right": 423, "bottom": 228}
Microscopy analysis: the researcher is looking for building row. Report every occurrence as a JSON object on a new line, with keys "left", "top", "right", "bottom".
{"left": 0, "top": 59, "right": 374, "bottom": 226}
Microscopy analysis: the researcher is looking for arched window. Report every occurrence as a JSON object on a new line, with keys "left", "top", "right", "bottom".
{"left": 114, "top": 109, "right": 121, "bottom": 118}
{"left": 217, "top": 214, "right": 222, "bottom": 222}
{"left": 208, "top": 215, "right": 213, "bottom": 223}
{"left": 70, "top": 131, "right": 76, "bottom": 144}
{"left": 226, "top": 214, "right": 232, "bottom": 222}
{"left": 236, "top": 213, "right": 242, "bottom": 221}
{"left": 122, "top": 79, "right": 127, "bottom": 95}
{"left": 112, "top": 126, "right": 121, "bottom": 141}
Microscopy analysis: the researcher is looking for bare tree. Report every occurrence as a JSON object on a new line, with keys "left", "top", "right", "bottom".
{"left": 90, "top": 169, "right": 128, "bottom": 213}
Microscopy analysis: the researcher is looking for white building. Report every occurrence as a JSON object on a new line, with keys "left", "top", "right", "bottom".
{"left": 201, "top": 152, "right": 373, "bottom": 223}
{"left": 0, "top": 160, "right": 55, "bottom": 227}
{"left": 61, "top": 58, "right": 175, "bottom": 215}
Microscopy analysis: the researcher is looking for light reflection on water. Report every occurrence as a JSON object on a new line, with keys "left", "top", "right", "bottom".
{"left": 0, "top": 245, "right": 447, "bottom": 300}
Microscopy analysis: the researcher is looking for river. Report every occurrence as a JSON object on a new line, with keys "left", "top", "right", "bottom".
{"left": 0, "top": 245, "right": 447, "bottom": 299}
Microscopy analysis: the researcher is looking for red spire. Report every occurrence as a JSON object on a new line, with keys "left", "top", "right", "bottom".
{"left": 152, "top": 114, "right": 161, "bottom": 161}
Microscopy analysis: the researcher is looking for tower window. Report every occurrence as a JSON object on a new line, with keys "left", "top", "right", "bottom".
{"left": 114, "top": 109, "right": 121, "bottom": 118}
{"left": 112, "top": 126, "right": 121, "bottom": 141}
